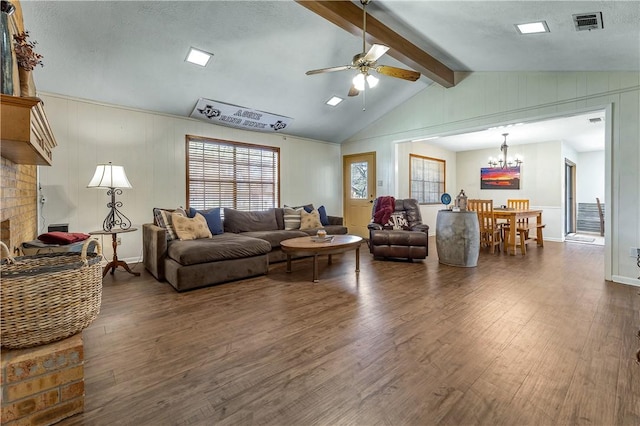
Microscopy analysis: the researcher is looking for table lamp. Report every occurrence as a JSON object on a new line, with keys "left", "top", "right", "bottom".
{"left": 87, "top": 162, "right": 132, "bottom": 232}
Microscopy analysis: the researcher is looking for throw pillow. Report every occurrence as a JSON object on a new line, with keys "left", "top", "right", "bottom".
{"left": 283, "top": 207, "right": 303, "bottom": 230}
{"left": 171, "top": 212, "right": 212, "bottom": 240}
{"left": 188, "top": 207, "right": 223, "bottom": 235}
{"left": 153, "top": 207, "right": 187, "bottom": 241}
{"left": 285, "top": 203, "right": 314, "bottom": 213}
{"left": 384, "top": 211, "right": 410, "bottom": 230}
{"left": 300, "top": 209, "right": 323, "bottom": 230}
{"left": 223, "top": 208, "right": 278, "bottom": 233}
{"left": 317, "top": 205, "right": 330, "bottom": 226}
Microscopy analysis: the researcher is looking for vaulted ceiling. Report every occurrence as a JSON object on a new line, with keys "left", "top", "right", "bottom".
{"left": 21, "top": 1, "right": 640, "bottom": 147}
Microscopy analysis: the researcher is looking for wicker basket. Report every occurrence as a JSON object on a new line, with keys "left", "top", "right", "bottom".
{"left": 1, "top": 239, "right": 103, "bottom": 349}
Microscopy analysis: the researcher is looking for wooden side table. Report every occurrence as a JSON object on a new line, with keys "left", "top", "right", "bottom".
{"left": 89, "top": 228, "right": 140, "bottom": 277}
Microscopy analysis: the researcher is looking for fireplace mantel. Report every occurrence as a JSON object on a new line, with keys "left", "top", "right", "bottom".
{"left": 0, "top": 94, "right": 57, "bottom": 166}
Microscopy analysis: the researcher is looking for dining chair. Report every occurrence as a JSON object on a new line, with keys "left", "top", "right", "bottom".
{"left": 468, "top": 199, "right": 501, "bottom": 254}
{"left": 506, "top": 198, "right": 533, "bottom": 254}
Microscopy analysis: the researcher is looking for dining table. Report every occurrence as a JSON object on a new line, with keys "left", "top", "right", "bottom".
{"left": 493, "top": 208, "right": 544, "bottom": 255}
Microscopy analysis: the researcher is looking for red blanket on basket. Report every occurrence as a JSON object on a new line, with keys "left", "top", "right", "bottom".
{"left": 373, "top": 196, "right": 396, "bottom": 225}
{"left": 37, "top": 232, "right": 90, "bottom": 245}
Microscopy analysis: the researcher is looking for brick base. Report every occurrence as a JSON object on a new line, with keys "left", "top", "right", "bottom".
{"left": 1, "top": 334, "right": 84, "bottom": 425}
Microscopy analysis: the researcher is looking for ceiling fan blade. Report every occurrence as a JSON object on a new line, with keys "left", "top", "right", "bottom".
{"left": 348, "top": 84, "right": 360, "bottom": 97}
{"left": 305, "top": 65, "right": 351, "bottom": 75}
{"left": 362, "top": 44, "right": 389, "bottom": 62}
{"left": 375, "top": 65, "right": 421, "bottom": 81}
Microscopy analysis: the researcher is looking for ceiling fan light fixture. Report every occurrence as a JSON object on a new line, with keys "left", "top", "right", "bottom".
{"left": 353, "top": 73, "right": 366, "bottom": 91}
{"left": 366, "top": 74, "right": 379, "bottom": 88}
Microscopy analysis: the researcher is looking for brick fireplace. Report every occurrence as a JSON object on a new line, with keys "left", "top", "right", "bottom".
{"left": 0, "top": 157, "right": 38, "bottom": 254}
{"left": 1, "top": 157, "right": 86, "bottom": 425}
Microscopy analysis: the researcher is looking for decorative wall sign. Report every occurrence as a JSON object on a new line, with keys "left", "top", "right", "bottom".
{"left": 190, "top": 98, "right": 293, "bottom": 133}
{"left": 481, "top": 166, "right": 521, "bottom": 189}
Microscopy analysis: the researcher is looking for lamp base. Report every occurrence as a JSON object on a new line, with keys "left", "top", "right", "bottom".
{"left": 103, "top": 187, "right": 132, "bottom": 232}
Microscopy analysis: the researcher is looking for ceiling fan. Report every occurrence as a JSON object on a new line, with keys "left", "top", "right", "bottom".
{"left": 305, "top": 0, "right": 421, "bottom": 98}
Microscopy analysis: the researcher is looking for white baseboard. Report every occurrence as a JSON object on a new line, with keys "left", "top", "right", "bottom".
{"left": 612, "top": 275, "right": 640, "bottom": 287}
{"left": 544, "top": 237, "right": 563, "bottom": 243}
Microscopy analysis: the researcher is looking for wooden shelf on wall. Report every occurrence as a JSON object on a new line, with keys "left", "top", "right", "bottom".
{"left": 1, "top": 94, "right": 57, "bottom": 166}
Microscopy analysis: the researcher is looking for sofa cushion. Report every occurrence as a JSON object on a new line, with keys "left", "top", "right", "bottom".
{"left": 300, "top": 209, "right": 323, "bottom": 230}
{"left": 241, "top": 229, "right": 308, "bottom": 248}
{"left": 274, "top": 208, "right": 285, "bottom": 230}
{"left": 153, "top": 207, "right": 187, "bottom": 241}
{"left": 285, "top": 203, "right": 314, "bottom": 213}
{"left": 224, "top": 207, "right": 278, "bottom": 234}
{"left": 172, "top": 213, "right": 212, "bottom": 240}
{"left": 283, "top": 207, "right": 303, "bottom": 230}
{"left": 299, "top": 224, "right": 348, "bottom": 236}
{"left": 223, "top": 208, "right": 278, "bottom": 233}
{"left": 167, "top": 234, "right": 271, "bottom": 266}
{"left": 188, "top": 207, "right": 223, "bottom": 235}
{"left": 317, "top": 205, "right": 330, "bottom": 226}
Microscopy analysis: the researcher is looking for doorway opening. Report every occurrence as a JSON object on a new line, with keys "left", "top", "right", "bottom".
{"left": 565, "top": 159, "right": 576, "bottom": 235}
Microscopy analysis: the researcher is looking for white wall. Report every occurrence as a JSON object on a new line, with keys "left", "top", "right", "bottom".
{"left": 343, "top": 71, "right": 640, "bottom": 285}
{"left": 456, "top": 140, "right": 564, "bottom": 240}
{"left": 576, "top": 151, "right": 605, "bottom": 203}
{"left": 38, "top": 93, "right": 343, "bottom": 261}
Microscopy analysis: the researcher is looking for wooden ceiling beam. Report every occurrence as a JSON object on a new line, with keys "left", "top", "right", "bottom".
{"left": 295, "top": 0, "right": 455, "bottom": 88}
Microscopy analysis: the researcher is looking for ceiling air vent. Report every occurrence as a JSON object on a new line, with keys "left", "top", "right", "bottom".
{"left": 573, "top": 12, "right": 603, "bottom": 31}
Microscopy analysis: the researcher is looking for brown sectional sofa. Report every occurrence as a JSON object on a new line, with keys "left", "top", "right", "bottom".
{"left": 143, "top": 207, "right": 347, "bottom": 292}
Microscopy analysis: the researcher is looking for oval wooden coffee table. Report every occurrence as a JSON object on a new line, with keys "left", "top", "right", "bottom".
{"left": 280, "top": 235, "right": 363, "bottom": 283}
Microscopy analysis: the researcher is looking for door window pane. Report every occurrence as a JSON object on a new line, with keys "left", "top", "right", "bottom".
{"left": 350, "top": 161, "right": 368, "bottom": 199}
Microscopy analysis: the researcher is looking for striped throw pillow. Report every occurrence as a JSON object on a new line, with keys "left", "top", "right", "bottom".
{"left": 283, "top": 207, "right": 303, "bottom": 230}
{"left": 153, "top": 207, "right": 186, "bottom": 241}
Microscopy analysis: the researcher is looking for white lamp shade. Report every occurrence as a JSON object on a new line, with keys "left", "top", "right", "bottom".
{"left": 87, "top": 163, "right": 132, "bottom": 189}
{"left": 366, "top": 74, "right": 379, "bottom": 88}
{"left": 352, "top": 73, "right": 366, "bottom": 91}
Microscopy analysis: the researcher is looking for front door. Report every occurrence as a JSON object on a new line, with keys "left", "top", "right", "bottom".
{"left": 343, "top": 152, "right": 376, "bottom": 238}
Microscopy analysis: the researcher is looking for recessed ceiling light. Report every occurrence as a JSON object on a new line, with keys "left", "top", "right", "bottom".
{"left": 515, "top": 21, "right": 550, "bottom": 34}
{"left": 326, "top": 96, "right": 343, "bottom": 107}
{"left": 186, "top": 47, "right": 213, "bottom": 66}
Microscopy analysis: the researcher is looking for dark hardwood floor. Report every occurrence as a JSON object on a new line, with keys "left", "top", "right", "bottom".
{"left": 61, "top": 238, "right": 640, "bottom": 425}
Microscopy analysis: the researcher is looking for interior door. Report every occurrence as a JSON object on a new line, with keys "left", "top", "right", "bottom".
{"left": 343, "top": 152, "right": 376, "bottom": 238}
{"left": 564, "top": 159, "right": 576, "bottom": 234}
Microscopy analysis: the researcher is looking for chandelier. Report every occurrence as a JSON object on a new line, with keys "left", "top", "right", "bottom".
{"left": 488, "top": 133, "right": 523, "bottom": 168}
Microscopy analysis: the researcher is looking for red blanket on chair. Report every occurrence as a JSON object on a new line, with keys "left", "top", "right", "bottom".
{"left": 373, "top": 196, "right": 396, "bottom": 225}
{"left": 38, "top": 232, "right": 90, "bottom": 245}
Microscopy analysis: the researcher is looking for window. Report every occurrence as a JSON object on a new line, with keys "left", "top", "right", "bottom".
{"left": 410, "top": 154, "right": 445, "bottom": 204}
{"left": 350, "top": 161, "right": 368, "bottom": 199}
{"left": 186, "top": 135, "right": 280, "bottom": 210}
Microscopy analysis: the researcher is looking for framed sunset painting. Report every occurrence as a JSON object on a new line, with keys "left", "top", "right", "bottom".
{"left": 480, "top": 167, "right": 520, "bottom": 189}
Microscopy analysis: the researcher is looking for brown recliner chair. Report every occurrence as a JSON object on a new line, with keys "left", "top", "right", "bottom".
{"left": 367, "top": 198, "right": 429, "bottom": 260}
